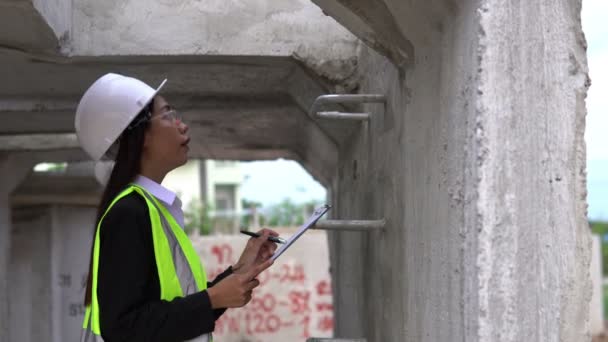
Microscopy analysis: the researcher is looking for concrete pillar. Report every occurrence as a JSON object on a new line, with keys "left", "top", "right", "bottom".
{"left": 0, "top": 153, "right": 36, "bottom": 342}
{"left": 475, "top": 1, "right": 590, "bottom": 340}
{"left": 0, "top": 175, "right": 8, "bottom": 342}
{"left": 49, "top": 205, "right": 97, "bottom": 342}
{"left": 9, "top": 206, "right": 53, "bottom": 341}
{"left": 321, "top": 0, "right": 591, "bottom": 340}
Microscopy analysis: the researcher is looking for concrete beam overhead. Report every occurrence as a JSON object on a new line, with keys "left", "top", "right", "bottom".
{"left": 0, "top": 134, "right": 79, "bottom": 152}
{"left": 0, "top": 0, "right": 60, "bottom": 54}
{"left": 310, "top": 0, "right": 414, "bottom": 68}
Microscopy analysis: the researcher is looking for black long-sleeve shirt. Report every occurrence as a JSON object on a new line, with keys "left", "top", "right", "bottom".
{"left": 97, "top": 193, "right": 231, "bottom": 341}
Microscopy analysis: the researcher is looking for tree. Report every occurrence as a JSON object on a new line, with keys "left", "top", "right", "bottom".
{"left": 183, "top": 198, "right": 213, "bottom": 235}
{"left": 241, "top": 198, "right": 262, "bottom": 228}
{"left": 264, "top": 198, "right": 322, "bottom": 227}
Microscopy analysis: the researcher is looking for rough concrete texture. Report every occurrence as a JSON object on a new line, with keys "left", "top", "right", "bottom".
{"left": 9, "top": 207, "right": 53, "bottom": 342}
{"left": 0, "top": 153, "right": 41, "bottom": 342}
{"left": 31, "top": 0, "right": 72, "bottom": 49}
{"left": 476, "top": 1, "right": 590, "bottom": 340}
{"left": 0, "top": 0, "right": 593, "bottom": 341}
{"left": 0, "top": 174, "right": 8, "bottom": 342}
{"left": 7, "top": 202, "right": 97, "bottom": 342}
{"left": 310, "top": 0, "right": 413, "bottom": 69}
{"left": 0, "top": 53, "right": 342, "bottom": 185}
{"left": 0, "top": 0, "right": 364, "bottom": 186}
{"left": 70, "top": 0, "right": 359, "bottom": 75}
{"left": 325, "top": 0, "right": 591, "bottom": 341}
{"left": 1, "top": 0, "right": 361, "bottom": 82}
{"left": 0, "top": 0, "right": 60, "bottom": 54}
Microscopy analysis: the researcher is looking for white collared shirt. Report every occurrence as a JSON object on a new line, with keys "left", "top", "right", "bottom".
{"left": 133, "top": 175, "right": 185, "bottom": 228}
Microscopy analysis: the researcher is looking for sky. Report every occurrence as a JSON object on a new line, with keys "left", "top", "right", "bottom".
{"left": 583, "top": 0, "right": 608, "bottom": 220}
{"left": 241, "top": 0, "right": 608, "bottom": 219}
{"left": 240, "top": 159, "right": 326, "bottom": 207}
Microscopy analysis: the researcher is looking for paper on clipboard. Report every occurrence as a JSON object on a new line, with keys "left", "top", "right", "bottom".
{"left": 271, "top": 204, "right": 332, "bottom": 261}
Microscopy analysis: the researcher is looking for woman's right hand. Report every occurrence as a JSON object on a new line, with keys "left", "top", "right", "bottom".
{"left": 206, "top": 259, "right": 273, "bottom": 309}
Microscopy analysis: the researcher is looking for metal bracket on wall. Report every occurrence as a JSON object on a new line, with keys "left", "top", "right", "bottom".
{"left": 309, "top": 94, "right": 386, "bottom": 121}
{"left": 312, "top": 219, "right": 386, "bottom": 232}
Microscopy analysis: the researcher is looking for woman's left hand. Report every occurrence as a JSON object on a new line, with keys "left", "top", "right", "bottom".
{"left": 233, "top": 228, "right": 279, "bottom": 275}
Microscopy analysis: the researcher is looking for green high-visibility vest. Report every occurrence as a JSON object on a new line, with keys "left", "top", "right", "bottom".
{"left": 81, "top": 184, "right": 209, "bottom": 341}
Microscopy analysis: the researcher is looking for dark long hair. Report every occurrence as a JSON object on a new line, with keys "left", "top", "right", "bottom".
{"left": 83, "top": 99, "right": 154, "bottom": 306}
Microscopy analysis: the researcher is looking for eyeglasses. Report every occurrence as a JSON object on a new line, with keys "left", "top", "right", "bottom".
{"left": 127, "top": 109, "right": 183, "bottom": 130}
{"left": 154, "top": 110, "right": 182, "bottom": 124}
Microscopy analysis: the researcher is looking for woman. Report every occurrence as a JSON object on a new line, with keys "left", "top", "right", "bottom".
{"left": 75, "top": 73, "right": 277, "bottom": 341}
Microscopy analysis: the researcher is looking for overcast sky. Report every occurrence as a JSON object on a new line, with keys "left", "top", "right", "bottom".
{"left": 241, "top": 1, "right": 608, "bottom": 219}
{"left": 583, "top": 0, "right": 608, "bottom": 220}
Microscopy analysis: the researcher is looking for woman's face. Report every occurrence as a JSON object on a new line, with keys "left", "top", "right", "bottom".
{"left": 142, "top": 95, "right": 190, "bottom": 172}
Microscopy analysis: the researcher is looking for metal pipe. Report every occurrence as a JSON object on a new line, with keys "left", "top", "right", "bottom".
{"left": 312, "top": 219, "right": 386, "bottom": 231}
{"left": 310, "top": 94, "right": 386, "bottom": 121}
{"left": 316, "top": 111, "right": 370, "bottom": 121}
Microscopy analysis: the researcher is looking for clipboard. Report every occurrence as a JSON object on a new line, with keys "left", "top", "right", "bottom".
{"left": 271, "top": 204, "right": 332, "bottom": 261}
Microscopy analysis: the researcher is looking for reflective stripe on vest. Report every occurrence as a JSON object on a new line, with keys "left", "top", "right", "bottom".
{"left": 81, "top": 184, "right": 210, "bottom": 342}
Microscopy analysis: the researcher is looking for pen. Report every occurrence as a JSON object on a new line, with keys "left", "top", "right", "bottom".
{"left": 239, "top": 230, "right": 286, "bottom": 244}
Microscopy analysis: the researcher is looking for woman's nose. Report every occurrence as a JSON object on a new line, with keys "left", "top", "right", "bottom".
{"left": 178, "top": 120, "right": 189, "bottom": 134}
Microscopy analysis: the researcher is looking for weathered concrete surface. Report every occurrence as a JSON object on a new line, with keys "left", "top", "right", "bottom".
{"left": 310, "top": 0, "right": 414, "bottom": 68}
{"left": 0, "top": 0, "right": 593, "bottom": 341}
{"left": 0, "top": 0, "right": 363, "bottom": 186}
{"left": 0, "top": 0, "right": 61, "bottom": 54}
{"left": 322, "top": 0, "right": 591, "bottom": 341}
{"left": 0, "top": 153, "right": 40, "bottom": 342}
{"left": 0, "top": 164, "right": 8, "bottom": 342}
{"left": 1, "top": 0, "right": 360, "bottom": 80}
{"left": 476, "top": 0, "right": 590, "bottom": 340}
{"left": 0, "top": 53, "right": 343, "bottom": 185}
{"left": 70, "top": 0, "right": 357, "bottom": 65}
{"left": 0, "top": 151, "right": 95, "bottom": 342}
{"left": 8, "top": 202, "right": 98, "bottom": 341}
{"left": 9, "top": 206, "right": 53, "bottom": 342}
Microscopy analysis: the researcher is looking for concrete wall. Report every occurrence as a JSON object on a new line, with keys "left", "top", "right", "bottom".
{"left": 326, "top": 0, "right": 591, "bottom": 341}
{"left": 0, "top": 154, "right": 38, "bottom": 342}
{"left": 49, "top": 205, "right": 97, "bottom": 342}
{"left": 0, "top": 159, "right": 10, "bottom": 342}
{"left": 7, "top": 203, "right": 96, "bottom": 342}
{"left": 192, "top": 232, "right": 333, "bottom": 341}
{"left": 9, "top": 207, "right": 53, "bottom": 342}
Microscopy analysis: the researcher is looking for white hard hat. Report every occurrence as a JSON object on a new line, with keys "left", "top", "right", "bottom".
{"left": 74, "top": 73, "right": 167, "bottom": 161}
{"left": 94, "top": 160, "right": 115, "bottom": 186}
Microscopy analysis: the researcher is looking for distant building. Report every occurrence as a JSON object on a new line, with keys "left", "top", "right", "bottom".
{"left": 163, "top": 160, "right": 243, "bottom": 234}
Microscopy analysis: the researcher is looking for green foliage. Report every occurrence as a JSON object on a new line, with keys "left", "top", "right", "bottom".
{"left": 591, "top": 221, "right": 608, "bottom": 276}
{"left": 241, "top": 199, "right": 263, "bottom": 228}
{"left": 591, "top": 221, "right": 608, "bottom": 236}
{"left": 242, "top": 199, "right": 262, "bottom": 210}
{"left": 240, "top": 198, "right": 323, "bottom": 228}
{"left": 183, "top": 198, "right": 213, "bottom": 235}
{"left": 604, "top": 284, "right": 608, "bottom": 321}
{"left": 264, "top": 198, "right": 322, "bottom": 227}
{"left": 267, "top": 198, "right": 300, "bottom": 226}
